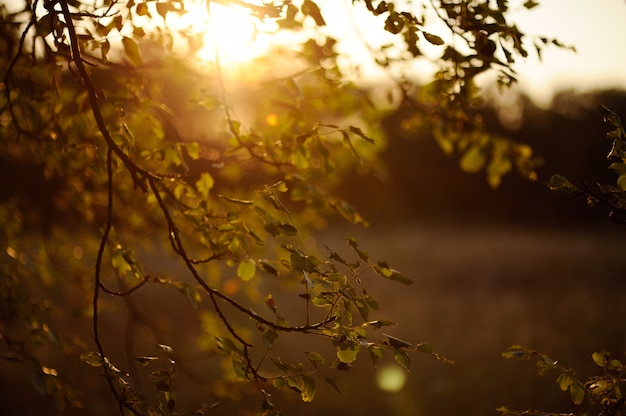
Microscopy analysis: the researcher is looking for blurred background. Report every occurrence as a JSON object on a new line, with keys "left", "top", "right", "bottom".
{"left": 3, "top": 1, "right": 626, "bottom": 415}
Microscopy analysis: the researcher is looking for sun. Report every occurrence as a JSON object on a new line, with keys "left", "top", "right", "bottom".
{"left": 173, "top": 1, "right": 276, "bottom": 65}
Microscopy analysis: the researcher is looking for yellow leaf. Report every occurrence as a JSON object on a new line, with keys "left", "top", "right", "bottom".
{"left": 122, "top": 37, "right": 142, "bottom": 67}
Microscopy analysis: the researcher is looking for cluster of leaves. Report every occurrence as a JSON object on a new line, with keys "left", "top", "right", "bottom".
{"left": 0, "top": 0, "right": 452, "bottom": 414}
{"left": 548, "top": 105, "right": 626, "bottom": 223}
{"left": 0, "top": 0, "right": 568, "bottom": 414}
{"left": 350, "top": 0, "right": 571, "bottom": 188}
{"left": 499, "top": 346, "right": 626, "bottom": 416}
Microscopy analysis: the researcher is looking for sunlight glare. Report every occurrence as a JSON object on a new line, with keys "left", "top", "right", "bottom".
{"left": 174, "top": 1, "right": 273, "bottom": 65}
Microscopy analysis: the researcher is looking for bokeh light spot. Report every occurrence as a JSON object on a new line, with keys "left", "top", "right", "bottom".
{"left": 376, "top": 364, "right": 407, "bottom": 392}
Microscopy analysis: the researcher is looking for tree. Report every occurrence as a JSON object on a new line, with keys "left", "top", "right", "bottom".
{"left": 0, "top": 0, "right": 568, "bottom": 414}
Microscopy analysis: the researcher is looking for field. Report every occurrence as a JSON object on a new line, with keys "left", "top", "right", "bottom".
{"left": 277, "top": 220, "right": 626, "bottom": 416}
{"left": 2, "top": 218, "right": 625, "bottom": 416}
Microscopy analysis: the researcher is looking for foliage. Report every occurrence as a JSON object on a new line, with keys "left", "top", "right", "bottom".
{"left": 548, "top": 105, "right": 626, "bottom": 224}
{"left": 499, "top": 346, "right": 626, "bottom": 416}
{"left": 0, "top": 0, "right": 567, "bottom": 414}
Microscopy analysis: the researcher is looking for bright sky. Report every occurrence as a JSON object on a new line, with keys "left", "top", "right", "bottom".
{"left": 25, "top": 0, "right": 626, "bottom": 107}
{"left": 311, "top": 0, "right": 626, "bottom": 106}
{"left": 505, "top": 0, "right": 626, "bottom": 105}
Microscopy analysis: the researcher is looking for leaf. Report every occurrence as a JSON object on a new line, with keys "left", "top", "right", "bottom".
{"left": 592, "top": 351, "right": 609, "bottom": 367}
{"left": 523, "top": 0, "right": 540, "bottom": 9}
{"left": 363, "top": 290, "right": 380, "bottom": 310}
{"left": 301, "top": 375, "right": 316, "bottom": 402}
{"left": 122, "top": 37, "right": 142, "bottom": 67}
{"left": 393, "top": 349, "right": 411, "bottom": 371}
{"left": 346, "top": 237, "right": 369, "bottom": 261}
{"left": 384, "top": 12, "right": 404, "bottom": 34}
{"left": 368, "top": 344, "right": 385, "bottom": 367}
{"left": 570, "top": 382, "right": 585, "bottom": 405}
{"left": 259, "top": 260, "right": 279, "bottom": 276}
{"left": 305, "top": 351, "right": 325, "bottom": 369}
{"left": 415, "top": 343, "right": 433, "bottom": 354}
{"left": 157, "top": 344, "right": 173, "bottom": 355}
{"left": 81, "top": 351, "right": 103, "bottom": 367}
{"left": 557, "top": 372, "right": 575, "bottom": 391}
{"left": 276, "top": 223, "right": 298, "bottom": 236}
{"left": 271, "top": 357, "right": 291, "bottom": 373}
{"left": 363, "top": 319, "right": 396, "bottom": 329}
{"left": 384, "top": 334, "right": 412, "bottom": 349}
{"left": 135, "top": 356, "right": 159, "bottom": 366}
{"left": 608, "top": 358, "right": 624, "bottom": 371}
{"left": 237, "top": 260, "right": 256, "bottom": 281}
{"left": 195, "top": 173, "right": 214, "bottom": 199}
{"left": 100, "top": 39, "right": 110, "bottom": 61}
{"left": 136, "top": 2, "right": 149, "bottom": 16}
{"left": 423, "top": 32, "right": 445, "bottom": 46}
{"left": 374, "top": 262, "right": 412, "bottom": 285}
{"left": 460, "top": 145, "right": 487, "bottom": 173}
{"left": 348, "top": 126, "right": 376, "bottom": 144}
{"left": 324, "top": 375, "right": 341, "bottom": 393}
{"left": 36, "top": 13, "right": 55, "bottom": 37}
{"left": 337, "top": 343, "right": 360, "bottom": 364}
{"left": 548, "top": 174, "right": 579, "bottom": 193}
{"left": 502, "top": 345, "right": 534, "bottom": 359}
{"left": 301, "top": 0, "right": 326, "bottom": 26}
{"left": 156, "top": 2, "right": 174, "bottom": 20}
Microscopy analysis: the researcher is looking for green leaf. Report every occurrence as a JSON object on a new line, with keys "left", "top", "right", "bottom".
{"left": 337, "top": 343, "right": 360, "bottom": 364}
{"left": 122, "top": 36, "right": 142, "bottom": 67}
{"left": 237, "top": 260, "right": 256, "bottom": 281}
{"left": 384, "top": 334, "right": 412, "bottom": 349}
{"left": 367, "top": 344, "right": 385, "bottom": 367}
{"left": 557, "top": 372, "right": 575, "bottom": 391}
{"left": 548, "top": 174, "right": 579, "bottom": 193}
{"left": 570, "top": 382, "right": 585, "bottom": 405}
{"left": 276, "top": 223, "right": 298, "bottom": 236}
{"left": 81, "top": 352, "right": 103, "bottom": 367}
{"left": 460, "top": 145, "right": 487, "bottom": 173}
{"left": 393, "top": 349, "right": 411, "bottom": 371}
{"left": 374, "top": 262, "right": 412, "bottom": 285}
{"left": 301, "top": 375, "right": 316, "bottom": 402}
{"left": 271, "top": 357, "right": 291, "bottom": 373}
{"left": 608, "top": 358, "right": 624, "bottom": 371}
{"left": 346, "top": 237, "right": 369, "bottom": 261}
{"left": 592, "top": 351, "right": 608, "bottom": 367}
{"left": 324, "top": 375, "right": 341, "bottom": 393}
{"left": 502, "top": 345, "right": 534, "bottom": 359}
{"left": 363, "top": 319, "right": 396, "bottom": 329}
{"left": 259, "top": 260, "right": 279, "bottom": 276}
{"left": 349, "top": 126, "right": 376, "bottom": 144}
{"left": 305, "top": 351, "right": 325, "bottom": 369}
{"left": 195, "top": 173, "right": 214, "bottom": 199}
{"left": 415, "top": 342, "right": 433, "bottom": 354}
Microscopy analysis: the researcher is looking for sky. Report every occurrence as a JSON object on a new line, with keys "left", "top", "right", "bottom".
{"left": 310, "top": 0, "right": 626, "bottom": 106}
{"left": 499, "top": 0, "right": 626, "bottom": 105}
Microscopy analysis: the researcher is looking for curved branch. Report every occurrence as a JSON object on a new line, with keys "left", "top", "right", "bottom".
{"left": 58, "top": 0, "right": 154, "bottom": 193}
{"left": 147, "top": 177, "right": 334, "bottom": 334}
